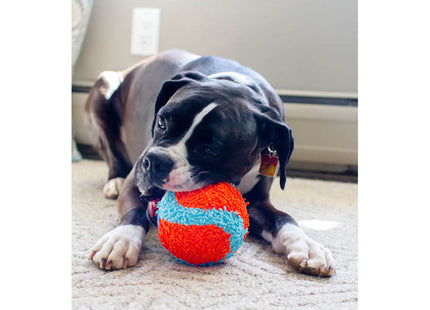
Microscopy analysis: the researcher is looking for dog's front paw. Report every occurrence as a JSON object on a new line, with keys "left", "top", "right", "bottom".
{"left": 272, "top": 224, "right": 335, "bottom": 277}
{"left": 89, "top": 225, "right": 145, "bottom": 270}
{"left": 103, "top": 177, "right": 125, "bottom": 199}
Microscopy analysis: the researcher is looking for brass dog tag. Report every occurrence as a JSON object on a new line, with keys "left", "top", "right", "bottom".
{"left": 259, "top": 146, "right": 279, "bottom": 177}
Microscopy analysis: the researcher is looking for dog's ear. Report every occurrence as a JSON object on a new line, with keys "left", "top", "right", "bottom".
{"left": 152, "top": 71, "right": 207, "bottom": 134}
{"left": 154, "top": 71, "right": 207, "bottom": 115}
{"left": 255, "top": 113, "right": 294, "bottom": 190}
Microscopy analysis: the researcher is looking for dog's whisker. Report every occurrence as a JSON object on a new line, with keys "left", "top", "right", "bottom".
{"left": 192, "top": 170, "right": 211, "bottom": 178}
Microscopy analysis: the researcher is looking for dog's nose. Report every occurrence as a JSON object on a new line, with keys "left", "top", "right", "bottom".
{"left": 143, "top": 150, "right": 174, "bottom": 181}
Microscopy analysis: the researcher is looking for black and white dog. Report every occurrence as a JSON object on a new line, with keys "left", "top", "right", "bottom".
{"left": 86, "top": 49, "right": 334, "bottom": 277}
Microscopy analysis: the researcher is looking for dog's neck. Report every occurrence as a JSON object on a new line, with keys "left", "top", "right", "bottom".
{"left": 237, "top": 161, "right": 261, "bottom": 194}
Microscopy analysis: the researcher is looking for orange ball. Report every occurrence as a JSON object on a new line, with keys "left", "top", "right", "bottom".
{"left": 156, "top": 182, "right": 249, "bottom": 266}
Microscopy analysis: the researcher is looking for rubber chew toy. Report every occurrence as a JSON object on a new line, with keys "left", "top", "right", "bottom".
{"left": 156, "top": 182, "right": 249, "bottom": 266}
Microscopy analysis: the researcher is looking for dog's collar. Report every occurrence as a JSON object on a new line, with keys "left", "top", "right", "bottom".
{"left": 258, "top": 146, "right": 279, "bottom": 177}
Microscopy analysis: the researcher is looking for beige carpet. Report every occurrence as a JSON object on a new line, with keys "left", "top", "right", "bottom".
{"left": 72, "top": 159, "right": 357, "bottom": 310}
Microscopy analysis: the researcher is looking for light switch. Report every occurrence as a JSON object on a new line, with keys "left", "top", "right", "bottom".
{"left": 130, "top": 8, "right": 160, "bottom": 56}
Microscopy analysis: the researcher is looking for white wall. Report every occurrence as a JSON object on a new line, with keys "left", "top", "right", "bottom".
{"left": 73, "top": 0, "right": 357, "bottom": 93}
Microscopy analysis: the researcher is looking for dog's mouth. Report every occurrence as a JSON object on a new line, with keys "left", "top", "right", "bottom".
{"left": 147, "top": 199, "right": 161, "bottom": 223}
{"left": 143, "top": 176, "right": 228, "bottom": 226}
{"left": 145, "top": 187, "right": 209, "bottom": 226}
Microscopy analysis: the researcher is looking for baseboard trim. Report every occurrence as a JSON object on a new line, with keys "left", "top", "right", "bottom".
{"left": 287, "top": 168, "right": 357, "bottom": 183}
{"left": 279, "top": 95, "right": 357, "bottom": 107}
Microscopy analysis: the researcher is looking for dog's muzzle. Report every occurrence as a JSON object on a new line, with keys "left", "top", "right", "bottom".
{"left": 141, "top": 149, "right": 174, "bottom": 186}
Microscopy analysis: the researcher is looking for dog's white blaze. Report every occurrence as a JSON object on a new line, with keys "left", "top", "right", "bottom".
{"left": 98, "top": 71, "right": 123, "bottom": 100}
{"left": 174, "top": 102, "right": 218, "bottom": 157}
{"left": 162, "top": 103, "right": 218, "bottom": 191}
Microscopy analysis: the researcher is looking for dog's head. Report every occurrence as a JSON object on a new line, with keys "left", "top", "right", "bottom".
{"left": 135, "top": 71, "right": 293, "bottom": 197}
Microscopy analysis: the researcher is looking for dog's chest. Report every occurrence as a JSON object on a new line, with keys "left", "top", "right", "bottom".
{"left": 237, "top": 162, "right": 261, "bottom": 194}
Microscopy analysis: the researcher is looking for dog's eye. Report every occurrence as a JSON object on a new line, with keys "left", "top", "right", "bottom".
{"left": 157, "top": 116, "right": 167, "bottom": 131}
{"left": 200, "top": 146, "right": 220, "bottom": 158}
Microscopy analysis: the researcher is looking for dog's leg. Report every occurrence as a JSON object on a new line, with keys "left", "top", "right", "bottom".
{"left": 85, "top": 71, "right": 133, "bottom": 199}
{"left": 89, "top": 169, "right": 150, "bottom": 270}
{"left": 245, "top": 180, "right": 335, "bottom": 277}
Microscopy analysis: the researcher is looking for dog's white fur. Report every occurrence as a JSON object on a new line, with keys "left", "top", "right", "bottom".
{"left": 103, "top": 177, "right": 125, "bottom": 199}
{"left": 91, "top": 225, "right": 145, "bottom": 270}
{"left": 236, "top": 162, "right": 261, "bottom": 194}
{"left": 98, "top": 71, "right": 123, "bottom": 100}
{"left": 262, "top": 224, "right": 335, "bottom": 276}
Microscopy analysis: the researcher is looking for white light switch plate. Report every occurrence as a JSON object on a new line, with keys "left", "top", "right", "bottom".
{"left": 130, "top": 8, "right": 160, "bottom": 56}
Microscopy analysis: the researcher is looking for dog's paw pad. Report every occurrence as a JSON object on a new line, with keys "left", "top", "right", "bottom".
{"left": 103, "top": 177, "right": 125, "bottom": 199}
{"left": 89, "top": 225, "right": 145, "bottom": 270}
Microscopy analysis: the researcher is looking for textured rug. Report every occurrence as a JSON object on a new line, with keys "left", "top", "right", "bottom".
{"left": 72, "top": 159, "right": 357, "bottom": 310}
